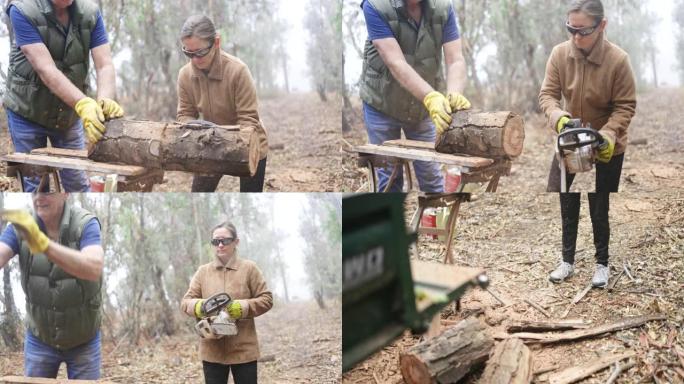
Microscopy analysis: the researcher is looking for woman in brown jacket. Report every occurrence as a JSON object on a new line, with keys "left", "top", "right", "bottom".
{"left": 181, "top": 222, "right": 273, "bottom": 384}
{"left": 176, "top": 15, "right": 269, "bottom": 192}
{"left": 538, "top": 0, "right": 636, "bottom": 288}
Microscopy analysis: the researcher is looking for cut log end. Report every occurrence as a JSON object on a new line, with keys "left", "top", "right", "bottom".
{"left": 399, "top": 354, "right": 432, "bottom": 384}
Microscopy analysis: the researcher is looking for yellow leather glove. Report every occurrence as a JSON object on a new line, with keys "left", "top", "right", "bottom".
{"left": 422, "top": 91, "right": 452, "bottom": 135}
{"left": 556, "top": 116, "right": 570, "bottom": 133}
{"left": 75, "top": 97, "right": 106, "bottom": 144}
{"left": 98, "top": 98, "right": 124, "bottom": 120}
{"left": 194, "top": 299, "right": 205, "bottom": 318}
{"left": 597, "top": 133, "right": 615, "bottom": 163}
{"left": 1, "top": 210, "right": 49, "bottom": 254}
{"left": 446, "top": 92, "right": 471, "bottom": 111}
{"left": 226, "top": 301, "right": 243, "bottom": 319}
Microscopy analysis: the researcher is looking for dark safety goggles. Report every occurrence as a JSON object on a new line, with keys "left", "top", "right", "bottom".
{"left": 182, "top": 41, "right": 214, "bottom": 58}
{"left": 211, "top": 238, "right": 235, "bottom": 246}
{"left": 565, "top": 21, "right": 600, "bottom": 36}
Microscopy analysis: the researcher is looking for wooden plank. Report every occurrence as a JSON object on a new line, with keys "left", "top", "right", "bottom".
{"left": 30, "top": 148, "right": 88, "bottom": 159}
{"left": 353, "top": 144, "right": 494, "bottom": 168}
{"left": 1, "top": 153, "right": 148, "bottom": 176}
{"left": 0, "top": 376, "right": 116, "bottom": 384}
{"left": 548, "top": 351, "right": 636, "bottom": 384}
{"left": 383, "top": 139, "right": 436, "bottom": 151}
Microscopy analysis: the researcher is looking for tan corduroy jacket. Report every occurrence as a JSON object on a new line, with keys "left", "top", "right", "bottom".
{"left": 177, "top": 50, "right": 268, "bottom": 159}
{"left": 539, "top": 32, "right": 636, "bottom": 156}
{"left": 180, "top": 255, "right": 273, "bottom": 365}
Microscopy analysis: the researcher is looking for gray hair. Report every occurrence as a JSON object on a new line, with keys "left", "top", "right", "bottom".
{"left": 180, "top": 15, "right": 216, "bottom": 42}
{"left": 568, "top": 0, "right": 605, "bottom": 24}
{"left": 212, "top": 221, "right": 237, "bottom": 239}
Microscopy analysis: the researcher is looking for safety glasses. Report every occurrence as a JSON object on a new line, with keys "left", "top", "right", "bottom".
{"left": 211, "top": 238, "right": 235, "bottom": 246}
{"left": 182, "top": 41, "right": 214, "bottom": 58}
{"left": 565, "top": 21, "right": 600, "bottom": 36}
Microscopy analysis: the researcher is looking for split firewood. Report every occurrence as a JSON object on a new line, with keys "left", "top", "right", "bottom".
{"left": 399, "top": 318, "right": 494, "bottom": 384}
{"left": 547, "top": 351, "right": 635, "bottom": 384}
{"left": 480, "top": 338, "right": 533, "bottom": 384}
{"left": 435, "top": 110, "right": 525, "bottom": 159}
{"left": 501, "top": 314, "right": 666, "bottom": 344}
{"left": 88, "top": 119, "right": 261, "bottom": 176}
{"left": 506, "top": 319, "right": 591, "bottom": 333}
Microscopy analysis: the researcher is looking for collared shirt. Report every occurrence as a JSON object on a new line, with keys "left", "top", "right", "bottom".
{"left": 180, "top": 255, "right": 273, "bottom": 365}
{"left": 177, "top": 50, "right": 268, "bottom": 160}
{"left": 539, "top": 33, "right": 637, "bottom": 156}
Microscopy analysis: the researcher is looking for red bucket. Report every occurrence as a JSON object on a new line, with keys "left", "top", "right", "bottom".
{"left": 444, "top": 166, "right": 462, "bottom": 193}
{"left": 90, "top": 176, "right": 105, "bottom": 192}
{"left": 420, "top": 208, "right": 438, "bottom": 239}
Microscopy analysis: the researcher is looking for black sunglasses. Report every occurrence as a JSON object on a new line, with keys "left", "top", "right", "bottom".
{"left": 182, "top": 40, "right": 214, "bottom": 58}
{"left": 211, "top": 238, "right": 235, "bottom": 246}
{"left": 565, "top": 21, "right": 600, "bottom": 36}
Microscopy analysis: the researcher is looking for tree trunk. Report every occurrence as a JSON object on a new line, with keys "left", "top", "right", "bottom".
{"left": 435, "top": 110, "right": 525, "bottom": 159}
{"left": 88, "top": 119, "right": 260, "bottom": 176}
{"left": 314, "top": 289, "right": 326, "bottom": 309}
{"left": 1, "top": 265, "right": 21, "bottom": 351}
{"left": 399, "top": 317, "right": 494, "bottom": 384}
{"left": 480, "top": 338, "right": 533, "bottom": 384}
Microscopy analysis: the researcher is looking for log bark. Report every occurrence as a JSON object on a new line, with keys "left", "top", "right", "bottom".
{"left": 481, "top": 338, "right": 533, "bottom": 384}
{"left": 399, "top": 317, "right": 494, "bottom": 384}
{"left": 88, "top": 119, "right": 260, "bottom": 176}
{"left": 435, "top": 110, "right": 525, "bottom": 159}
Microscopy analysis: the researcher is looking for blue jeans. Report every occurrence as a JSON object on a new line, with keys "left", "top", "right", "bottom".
{"left": 24, "top": 330, "right": 101, "bottom": 379}
{"left": 6, "top": 108, "right": 91, "bottom": 192}
{"left": 363, "top": 102, "right": 444, "bottom": 192}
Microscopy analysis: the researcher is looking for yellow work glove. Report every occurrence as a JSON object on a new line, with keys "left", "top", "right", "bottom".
{"left": 194, "top": 299, "right": 205, "bottom": 318}
{"left": 98, "top": 98, "right": 124, "bottom": 120}
{"left": 226, "top": 301, "right": 243, "bottom": 319}
{"left": 596, "top": 133, "right": 615, "bottom": 163}
{"left": 446, "top": 92, "right": 471, "bottom": 111}
{"left": 1, "top": 210, "right": 49, "bottom": 254}
{"left": 556, "top": 116, "right": 570, "bottom": 133}
{"left": 423, "top": 91, "right": 452, "bottom": 135}
{"left": 75, "top": 97, "right": 106, "bottom": 144}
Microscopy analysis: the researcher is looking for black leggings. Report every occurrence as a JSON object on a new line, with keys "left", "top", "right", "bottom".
{"left": 192, "top": 157, "right": 267, "bottom": 192}
{"left": 202, "top": 360, "right": 257, "bottom": 384}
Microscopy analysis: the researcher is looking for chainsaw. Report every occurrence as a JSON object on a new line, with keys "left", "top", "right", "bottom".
{"left": 555, "top": 119, "right": 606, "bottom": 192}
{"left": 194, "top": 292, "right": 238, "bottom": 339}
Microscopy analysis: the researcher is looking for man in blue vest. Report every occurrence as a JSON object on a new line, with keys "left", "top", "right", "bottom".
{"left": 0, "top": 193, "right": 104, "bottom": 379}
{"left": 360, "top": 0, "right": 470, "bottom": 192}
{"left": 4, "top": 0, "right": 124, "bottom": 192}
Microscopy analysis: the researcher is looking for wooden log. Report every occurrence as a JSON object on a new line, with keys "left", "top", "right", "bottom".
{"left": 0, "top": 376, "right": 115, "bottom": 383}
{"left": 88, "top": 119, "right": 260, "bottom": 177}
{"left": 480, "top": 338, "right": 533, "bottom": 384}
{"left": 435, "top": 110, "right": 525, "bottom": 159}
{"left": 399, "top": 317, "right": 494, "bottom": 384}
{"left": 506, "top": 319, "right": 591, "bottom": 333}
{"left": 547, "top": 351, "right": 635, "bottom": 384}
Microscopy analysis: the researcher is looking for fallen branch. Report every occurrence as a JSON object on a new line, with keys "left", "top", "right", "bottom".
{"left": 605, "top": 361, "right": 636, "bottom": 384}
{"left": 572, "top": 283, "right": 593, "bottom": 305}
{"left": 486, "top": 287, "right": 511, "bottom": 307}
{"left": 524, "top": 298, "right": 550, "bottom": 318}
{"left": 534, "top": 363, "right": 560, "bottom": 376}
{"left": 506, "top": 319, "right": 591, "bottom": 333}
{"left": 623, "top": 263, "right": 635, "bottom": 281}
{"left": 607, "top": 270, "right": 624, "bottom": 292}
{"left": 548, "top": 351, "right": 635, "bottom": 384}
{"left": 503, "top": 314, "right": 667, "bottom": 344}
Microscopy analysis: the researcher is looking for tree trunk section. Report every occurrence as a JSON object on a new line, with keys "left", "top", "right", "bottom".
{"left": 400, "top": 317, "right": 494, "bottom": 384}
{"left": 435, "top": 110, "right": 525, "bottom": 159}
{"left": 481, "top": 338, "right": 533, "bottom": 384}
{"left": 88, "top": 119, "right": 260, "bottom": 176}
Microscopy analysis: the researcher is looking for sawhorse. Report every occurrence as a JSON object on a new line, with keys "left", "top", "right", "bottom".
{"left": 409, "top": 193, "right": 470, "bottom": 264}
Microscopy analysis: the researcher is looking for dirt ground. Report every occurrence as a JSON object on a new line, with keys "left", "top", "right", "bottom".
{"left": 0, "top": 92, "right": 343, "bottom": 192}
{"left": 0, "top": 299, "right": 342, "bottom": 383}
{"left": 342, "top": 88, "right": 684, "bottom": 193}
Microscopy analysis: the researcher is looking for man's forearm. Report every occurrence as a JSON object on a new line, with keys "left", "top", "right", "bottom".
{"left": 386, "top": 59, "right": 434, "bottom": 101}
{"left": 445, "top": 59, "right": 467, "bottom": 94}
{"left": 45, "top": 242, "right": 103, "bottom": 281}
{"left": 37, "top": 66, "right": 86, "bottom": 107}
{"left": 96, "top": 63, "right": 117, "bottom": 100}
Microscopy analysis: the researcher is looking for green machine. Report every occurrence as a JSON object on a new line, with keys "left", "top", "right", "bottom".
{"left": 343, "top": 193, "right": 488, "bottom": 372}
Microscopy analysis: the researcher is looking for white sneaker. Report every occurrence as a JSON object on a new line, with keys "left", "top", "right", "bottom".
{"left": 592, "top": 264, "right": 610, "bottom": 288}
{"left": 549, "top": 262, "right": 574, "bottom": 283}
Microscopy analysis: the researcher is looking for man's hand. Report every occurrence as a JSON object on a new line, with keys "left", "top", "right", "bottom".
{"left": 1, "top": 210, "right": 49, "bottom": 254}
{"left": 75, "top": 97, "right": 106, "bottom": 144}
{"left": 597, "top": 133, "right": 615, "bottom": 163}
{"left": 556, "top": 116, "right": 571, "bottom": 133}
{"left": 98, "top": 98, "right": 124, "bottom": 120}
{"left": 446, "top": 92, "right": 471, "bottom": 111}
{"left": 226, "top": 301, "right": 243, "bottom": 319}
{"left": 423, "top": 91, "right": 452, "bottom": 135}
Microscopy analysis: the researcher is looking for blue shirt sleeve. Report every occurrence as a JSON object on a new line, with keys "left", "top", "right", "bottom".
{"left": 79, "top": 218, "right": 101, "bottom": 249}
{"left": 362, "top": 0, "right": 395, "bottom": 41}
{"left": 89, "top": 11, "right": 109, "bottom": 49}
{"left": 443, "top": 5, "right": 460, "bottom": 43}
{"left": 0, "top": 224, "right": 20, "bottom": 255}
{"left": 9, "top": 6, "right": 43, "bottom": 47}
